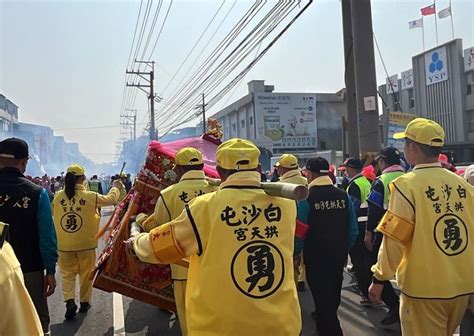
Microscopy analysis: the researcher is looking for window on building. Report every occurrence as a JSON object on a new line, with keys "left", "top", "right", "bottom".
{"left": 249, "top": 116, "right": 253, "bottom": 125}
{"left": 394, "top": 102, "right": 401, "bottom": 111}
{"left": 408, "top": 89, "right": 415, "bottom": 109}
{"left": 232, "top": 123, "right": 236, "bottom": 132}
{"left": 320, "top": 141, "right": 327, "bottom": 150}
{"left": 468, "top": 84, "right": 473, "bottom": 95}
{"left": 469, "top": 118, "right": 474, "bottom": 133}
{"left": 0, "top": 119, "right": 10, "bottom": 132}
{"left": 241, "top": 120, "right": 245, "bottom": 128}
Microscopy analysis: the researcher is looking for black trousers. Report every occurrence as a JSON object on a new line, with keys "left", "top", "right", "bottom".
{"left": 306, "top": 261, "right": 344, "bottom": 336}
{"left": 349, "top": 223, "right": 372, "bottom": 298}
{"left": 460, "top": 309, "right": 474, "bottom": 336}
{"left": 368, "top": 233, "right": 399, "bottom": 310}
{"left": 24, "top": 271, "right": 50, "bottom": 333}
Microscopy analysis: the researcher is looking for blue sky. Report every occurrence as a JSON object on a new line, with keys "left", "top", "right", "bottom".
{"left": 1, "top": 0, "right": 473, "bottom": 163}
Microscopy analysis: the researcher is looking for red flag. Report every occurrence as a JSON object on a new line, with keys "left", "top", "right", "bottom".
{"left": 420, "top": 4, "right": 436, "bottom": 16}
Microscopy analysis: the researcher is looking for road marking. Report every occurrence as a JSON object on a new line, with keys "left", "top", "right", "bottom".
{"left": 113, "top": 292, "right": 126, "bottom": 335}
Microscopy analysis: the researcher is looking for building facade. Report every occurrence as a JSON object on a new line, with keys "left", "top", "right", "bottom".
{"left": 0, "top": 93, "right": 95, "bottom": 176}
{"left": 211, "top": 80, "right": 346, "bottom": 164}
{"left": 379, "top": 39, "right": 474, "bottom": 163}
{"left": 0, "top": 94, "right": 18, "bottom": 138}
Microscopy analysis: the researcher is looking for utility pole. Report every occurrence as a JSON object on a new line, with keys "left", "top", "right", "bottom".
{"left": 121, "top": 109, "right": 137, "bottom": 140}
{"left": 347, "top": 0, "right": 381, "bottom": 160}
{"left": 126, "top": 60, "right": 160, "bottom": 140}
{"left": 202, "top": 93, "right": 206, "bottom": 133}
{"left": 341, "top": 0, "right": 360, "bottom": 158}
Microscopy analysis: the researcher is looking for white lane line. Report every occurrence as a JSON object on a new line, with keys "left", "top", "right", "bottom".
{"left": 113, "top": 292, "right": 126, "bottom": 335}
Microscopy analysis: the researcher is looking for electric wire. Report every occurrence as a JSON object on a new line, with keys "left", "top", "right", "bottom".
{"left": 164, "top": 1, "right": 311, "bottom": 135}
{"left": 155, "top": 0, "right": 266, "bottom": 121}
{"left": 159, "top": 0, "right": 227, "bottom": 96}
{"left": 373, "top": 33, "right": 403, "bottom": 112}
{"left": 155, "top": 0, "right": 273, "bottom": 128}
{"left": 157, "top": 1, "right": 295, "bottom": 132}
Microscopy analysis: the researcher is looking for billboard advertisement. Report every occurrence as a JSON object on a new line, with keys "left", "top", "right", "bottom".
{"left": 255, "top": 93, "right": 317, "bottom": 149}
{"left": 387, "top": 112, "right": 417, "bottom": 151}
{"left": 425, "top": 46, "right": 449, "bottom": 85}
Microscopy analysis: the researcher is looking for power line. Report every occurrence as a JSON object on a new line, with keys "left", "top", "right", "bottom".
{"left": 120, "top": 0, "right": 144, "bottom": 114}
{"left": 159, "top": 0, "right": 227, "bottom": 96}
{"left": 131, "top": 0, "right": 174, "bottom": 130}
{"left": 158, "top": 0, "right": 238, "bottom": 94}
{"left": 139, "top": 0, "right": 163, "bottom": 61}
{"left": 147, "top": 0, "right": 174, "bottom": 60}
{"left": 157, "top": 1, "right": 295, "bottom": 131}
{"left": 373, "top": 33, "right": 402, "bottom": 112}
{"left": 155, "top": 0, "right": 265, "bottom": 118}
{"left": 124, "top": 0, "right": 153, "bottom": 115}
{"left": 56, "top": 123, "right": 148, "bottom": 131}
{"left": 159, "top": 1, "right": 312, "bottom": 137}
{"left": 132, "top": 0, "right": 153, "bottom": 64}
{"left": 155, "top": 1, "right": 267, "bottom": 126}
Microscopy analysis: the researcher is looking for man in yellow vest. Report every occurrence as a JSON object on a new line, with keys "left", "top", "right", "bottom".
{"left": 131, "top": 138, "right": 302, "bottom": 336}
{"left": 275, "top": 153, "right": 308, "bottom": 291}
{"left": 117, "top": 174, "right": 127, "bottom": 201}
{"left": 53, "top": 164, "right": 120, "bottom": 320}
{"left": 137, "top": 147, "right": 217, "bottom": 335}
{"left": 369, "top": 118, "right": 474, "bottom": 335}
{"left": 0, "top": 222, "right": 43, "bottom": 335}
{"left": 340, "top": 158, "right": 373, "bottom": 305}
{"left": 461, "top": 165, "right": 474, "bottom": 335}
{"left": 275, "top": 154, "right": 308, "bottom": 186}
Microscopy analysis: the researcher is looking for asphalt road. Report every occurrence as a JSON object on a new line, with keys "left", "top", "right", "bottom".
{"left": 47, "top": 206, "right": 402, "bottom": 336}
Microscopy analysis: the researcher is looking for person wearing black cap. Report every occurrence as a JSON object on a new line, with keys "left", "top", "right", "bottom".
{"left": 340, "top": 157, "right": 373, "bottom": 305}
{"left": 0, "top": 138, "right": 58, "bottom": 333}
{"left": 295, "top": 157, "right": 358, "bottom": 336}
{"left": 363, "top": 146, "right": 404, "bottom": 325}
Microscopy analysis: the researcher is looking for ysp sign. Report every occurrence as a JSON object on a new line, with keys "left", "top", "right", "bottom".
{"left": 425, "top": 47, "right": 449, "bottom": 85}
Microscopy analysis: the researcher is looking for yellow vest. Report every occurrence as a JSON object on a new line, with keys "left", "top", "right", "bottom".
{"left": 279, "top": 170, "right": 308, "bottom": 186}
{"left": 185, "top": 172, "right": 301, "bottom": 335}
{"left": 0, "top": 242, "right": 43, "bottom": 335}
{"left": 383, "top": 166, "right": 474, "bottom": 299}
{"left": 159, "top": 170, "right": 217, "bottom": 280}
{"left": 53, "top": 185, "right": 119, "bottom": 251}
{"left": 117, "top": 181, "right": 127, "bottom": 201}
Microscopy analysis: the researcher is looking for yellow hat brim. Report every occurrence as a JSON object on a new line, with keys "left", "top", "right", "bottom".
{"left": 393, "top": 132, "right": 406, "bottom": 139}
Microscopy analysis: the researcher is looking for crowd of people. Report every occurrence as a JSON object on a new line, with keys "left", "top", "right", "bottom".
{"left": 0, "top": 117, "right": 474, "bottom": 335}
{"left": 23, "top": 172, "right": 133, "bottom": 200}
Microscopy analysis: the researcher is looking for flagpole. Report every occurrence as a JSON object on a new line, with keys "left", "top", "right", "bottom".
{"left": 450, "top": 0, "right": 455, "bottom": 39}
{"left": 422, "top": 17, "right": 426, "bottom": 51}
{"left": 434, "top": 0, "right": 439, "bottom": 45}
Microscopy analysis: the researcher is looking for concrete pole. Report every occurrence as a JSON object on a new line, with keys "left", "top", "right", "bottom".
{"left": 341, "top": 0, "right": 360, "bottom": 158}
{"left": 150, "top": 65, "right": 156, "bottom": 140}
{"left": 350, "top": 0, "right": 381, "bottom": 159}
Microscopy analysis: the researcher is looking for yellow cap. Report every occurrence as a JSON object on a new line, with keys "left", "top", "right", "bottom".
{"left": 216, "top": 138, "right": 260, "bottom": 170}
{"left": 67, "top": 164, "right": 85, "bottom": 176}
{"left": 393, "top": 117, "right": 445, "bottom": 147}
{"left": 275, "top": 154, "right": 299, "bottom": 169}
{"left": 175, "top": 147, "right": 204, "bottom": 166}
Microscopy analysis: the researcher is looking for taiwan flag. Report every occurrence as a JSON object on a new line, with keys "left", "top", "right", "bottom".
{"left": 420, "top": 4, "right": 436, "bottom": 16}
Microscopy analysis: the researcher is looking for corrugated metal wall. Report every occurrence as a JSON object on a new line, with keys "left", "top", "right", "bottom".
{"left": 425, "top": 79, "right": 456, "bottom": 142}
